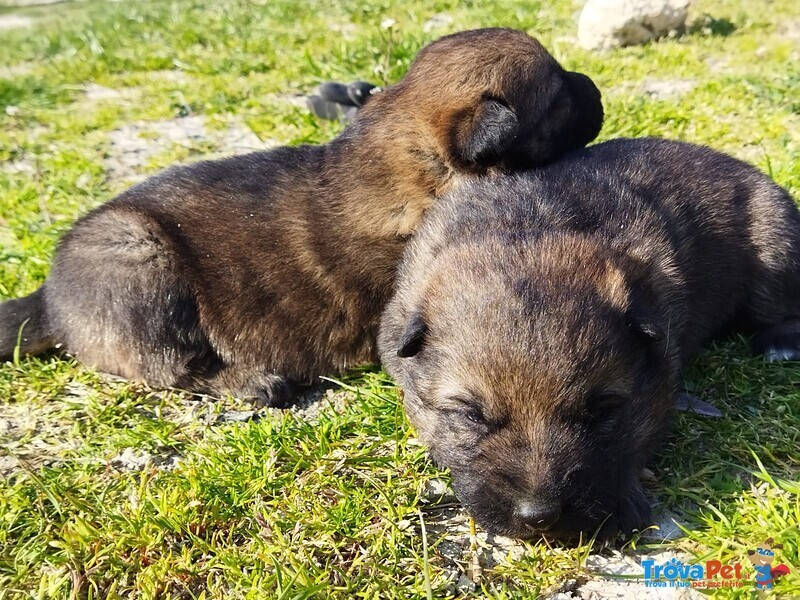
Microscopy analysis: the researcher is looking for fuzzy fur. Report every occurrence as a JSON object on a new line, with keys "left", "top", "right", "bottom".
{"left": 379, "top": 138, "right": 800, "bottom": 538}
{"left": 0, "top": 29, "right": 604, "bottom": 405}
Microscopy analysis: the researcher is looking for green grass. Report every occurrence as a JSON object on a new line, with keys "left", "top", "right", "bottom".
{"left": 1, "top": 0, "right": 798, "bottom": 597}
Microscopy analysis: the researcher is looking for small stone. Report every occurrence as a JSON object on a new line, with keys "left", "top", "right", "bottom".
{"left": 578, "top": 0, "right": 691, "bottom": 50}
{"left": 64, "top": 382, "right": 93, "bottom": 398}
{"left": 455, "top": 573, "right": 476, "bottom": 594}
{"left": 423, "top": 13, "right": 454, "bottom": 33}
{"left": 423, "top": 478, "right": 457, "bottom": 502}
{"left": 437, "top": 540, "right": 463, "bottom": 562}
{"left": 111, "top": 447, "right": 154, "bottom": 471}
{"left": 217, "top": 410, "right": 258, "bottom": 423}
{"left": 506, "top": 544, "right": 526, "bottom": 562}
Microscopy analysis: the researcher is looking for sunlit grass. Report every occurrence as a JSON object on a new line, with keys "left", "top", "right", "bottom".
{"left": 0, "top": 0, "right": 798, "bottom": 597}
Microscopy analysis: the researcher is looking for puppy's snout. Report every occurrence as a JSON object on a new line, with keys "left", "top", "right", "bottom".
{"left": 514, "top": 499, "right": 562, "bottom": 531}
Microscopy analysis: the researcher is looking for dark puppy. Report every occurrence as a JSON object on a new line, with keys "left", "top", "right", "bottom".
{"left": 0, "top": 29, "right": 603, "bottom": 405}
{"left": 379, "top": 138, "right": 800, "bottom": 539}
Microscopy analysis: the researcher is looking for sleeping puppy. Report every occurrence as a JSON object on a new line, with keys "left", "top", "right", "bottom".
{"left": 0, "top": 28, "right": 604, "bottom": 406}
{"left": 379, "top": 138, "right": 800, "bottom": 539}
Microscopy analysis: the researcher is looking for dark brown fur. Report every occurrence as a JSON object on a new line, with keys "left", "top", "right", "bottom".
{"left": 379, "top": 138, "right": 800, "bottom": 539}
{"left": 0, "top": 29, "right": 604, "bottom": 405}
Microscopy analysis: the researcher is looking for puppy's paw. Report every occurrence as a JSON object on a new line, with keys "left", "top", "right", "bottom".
{"left": 245, "top": 375, "right": 301, "bottom": 409}
{"left": 612, "top": 482, "right": 652, "bottom": 538}
{"left": 308, "top": 81, "right": 379, "bottom": 121}
{"left": 752, "top": 320, "right": 800, "bottom": 362}
{"left": 762, "top": 346, "right": 800, "bottom": 362}
{"left": 306, "top": 95, "right": 347, "bottom": 121}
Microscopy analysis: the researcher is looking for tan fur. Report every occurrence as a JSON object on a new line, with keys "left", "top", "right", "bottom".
{"left": 0, "top": 28, "right": 604, "bottom": 407}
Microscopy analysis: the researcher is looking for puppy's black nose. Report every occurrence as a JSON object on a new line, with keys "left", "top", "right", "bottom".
{"left": 515, "top": 500, "right": 561, "bottom": 530}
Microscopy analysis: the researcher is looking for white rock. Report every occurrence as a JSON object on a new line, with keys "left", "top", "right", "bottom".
{"left": 423, "top": 477, "right": 456, "bottom": 501}
{"left": 396, "top": 519, "right": 413, "bottom": 531}
{"left": 578, "top": 0, "right": 691, "bottom": 50}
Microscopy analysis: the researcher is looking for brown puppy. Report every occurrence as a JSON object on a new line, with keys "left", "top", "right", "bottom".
{"left": 0, "top": 29, "right": 603, "bottom": 405}
{"left": 379, "top": 138, "right": 800, "bottom": 539}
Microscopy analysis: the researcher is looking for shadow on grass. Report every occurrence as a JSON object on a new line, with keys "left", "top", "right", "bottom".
{"left": 687, "top": 15, "right": 737, "bottom": 38}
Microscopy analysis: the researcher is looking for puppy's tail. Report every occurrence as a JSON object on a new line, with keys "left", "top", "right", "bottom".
{"left": 0, "top": 288, "right": 54, "bottom": 361}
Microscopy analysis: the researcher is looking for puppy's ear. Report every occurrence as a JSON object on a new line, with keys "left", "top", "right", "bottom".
{"left": 628, "top": 311, "right": 664, "bottom": 341}
{"left": 449, "top": 96, "right": 519, "bottom": 168}
{"left": 627, "top": 287, "right": 664, "bottom": 342}
{"left": 397, "top": 312, "right": 428, "bottom": 358}
{"left": 607, "top": 249, "right": 665, "bottom": 343}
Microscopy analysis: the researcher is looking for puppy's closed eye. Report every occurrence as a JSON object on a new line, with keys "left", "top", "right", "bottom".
{"left": 442, "top": 396, "right": 490, "bottom": 427}
{"left": 584, "top": 391, "right": 628, "bottom": 437}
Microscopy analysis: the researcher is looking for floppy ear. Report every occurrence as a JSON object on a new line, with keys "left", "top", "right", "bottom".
{"left": 747, "top": 550, "right": 756, "bottom": 556}
{"left": 397, "top": 312, "right": 428, "bottom": 358}
{"left": 628, "top": 311, "right": 664, "bottom": 341}
{"left": 626, "top": 287, "right": 665, "bottom": 342}
{"left": 607, "top": 250, "right": 665, "bottom": 343}
{"left": 449, "top": 96, "right": 519, "bottom": 168}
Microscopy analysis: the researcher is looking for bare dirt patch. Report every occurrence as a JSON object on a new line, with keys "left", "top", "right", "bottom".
{"left": 0, "top": 14, "right": 33, "bottom": 29}
{"left": 419, "top": 485, "right": 695, "bottom": 598}
{"left": 105, "top": 115, "right": 277, "bottom": 184}
{"left": 778, "top": 19, "right": 800, "bottom": 42}
{"left": 264, "top": 92, "right": 308, "bottom": 108}
{"left": 0, "top": 381, "right": 353, "bottom": 479}
{"left": 81, "top": 83, "right": 138, "bottom": 103}
{"left": 640, "top": 78, "right": 697, "bottom": 100}
{"left": 557, "top": 551, "right": 702, "bottom": 599}
{"left": 0, "top": 61, "right": 36, "bottom": 78}
{"left": 608, "top": 78, "right": 697, "bottom": 100}
{"left": 142, "top": 70, "right": 193, "bottom": 84}
{"left": 2, "top": 0, "right": 76, "bottom": 5}
{"left": 0, "top": 382, "right": 88, "bottom": 476}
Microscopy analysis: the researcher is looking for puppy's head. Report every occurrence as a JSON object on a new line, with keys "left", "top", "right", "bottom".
{"left": 380, "top": 235, "right": 674, "bottom": 539}
{"left": 365, "top": 28, "right": 603, "bottom": 174}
